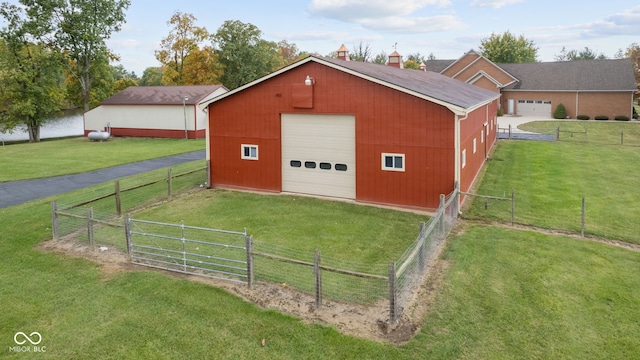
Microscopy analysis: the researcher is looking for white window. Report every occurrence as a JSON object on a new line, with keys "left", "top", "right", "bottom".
{"left": 382, "top": 153, "right": 405, "bottom": 172}
{"left": 481, "top": 130, "right": 485, "bottom": 143}
{"left": 241, "top": 144, "right": 258, "bottom": 160}
{"left": 473, "top": 138, "right": 477, "bottom": 153}
{"left": 462, "top": 149, "right": 466, "bottom": 168}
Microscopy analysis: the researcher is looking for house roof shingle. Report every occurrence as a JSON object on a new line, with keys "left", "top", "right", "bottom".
{"left": 499, "top": 59, "right": 637, "bottom": 91}
{"left": 101, "top": 85, "right": 226, "bottom": 106}
{"left": 425, "top": 56, "right": 637, "bottom": 92}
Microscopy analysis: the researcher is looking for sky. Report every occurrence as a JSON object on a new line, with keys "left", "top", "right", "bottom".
{"left": 6, "top": 1, "right": 640, "bottom": 76}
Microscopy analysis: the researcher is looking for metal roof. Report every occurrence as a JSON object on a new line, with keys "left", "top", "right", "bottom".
{"left": 101, "top": 85, "right": 227, "bottom": 106}
{"left": 200, "top": 55, "right": 500, "bottom": 115}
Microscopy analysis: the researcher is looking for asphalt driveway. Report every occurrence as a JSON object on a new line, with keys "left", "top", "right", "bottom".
{"left": 0, "top": 150, "right": 205, "bottom": 209}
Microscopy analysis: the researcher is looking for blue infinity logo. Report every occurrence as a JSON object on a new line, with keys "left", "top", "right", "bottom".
{"left": 14, "top": 332, "right": 42, "bottom": 345}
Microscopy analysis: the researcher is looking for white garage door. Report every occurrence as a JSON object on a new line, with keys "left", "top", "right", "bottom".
{"left": 517, "top": 100, "right": 552, "bottom": 117}
{"left": 281, "top": 114, "right": 355, "bottom": 199}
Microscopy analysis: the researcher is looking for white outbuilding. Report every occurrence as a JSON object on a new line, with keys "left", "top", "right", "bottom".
{"left": 84, "top": 85, "right": 227, "bottom": 139}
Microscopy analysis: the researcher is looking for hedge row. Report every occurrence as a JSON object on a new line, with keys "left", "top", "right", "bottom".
{"left": 576, "top": 115, "right": 631, "bottom": 121}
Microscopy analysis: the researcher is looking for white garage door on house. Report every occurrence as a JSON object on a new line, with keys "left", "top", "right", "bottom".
{"left": 281, "top": 114, "right": 355, "bottom": 199}
{"left": 517, "top": 100, "right": 552, "bottom": 117}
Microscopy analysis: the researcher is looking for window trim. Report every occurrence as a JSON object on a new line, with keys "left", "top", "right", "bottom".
{"left": 462, "top": 149, "right": 467, "bottom": 168}
{"left": 241, "top": 144, "right": 259, "bottom": 160}
{"left": 381, "top": 153, "right": 405, "bottom": 172}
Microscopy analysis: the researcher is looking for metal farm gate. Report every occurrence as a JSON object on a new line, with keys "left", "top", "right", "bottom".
{"left": 126, "top": 217, "right": 253, "bottom": 286}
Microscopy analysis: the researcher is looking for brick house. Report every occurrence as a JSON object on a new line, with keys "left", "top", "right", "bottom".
{"left": 425, "top": 50, "right": 637, "bottom": 119}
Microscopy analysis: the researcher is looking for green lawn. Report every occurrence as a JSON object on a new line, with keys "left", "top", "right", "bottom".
{"left": 3, "top": 136, "right": 640, "bottom": 358}
{"left": 3, "top": 197, "right": 640, "bottom": 358}
{"left": 519, "top": 120, "right": 640, "bottom": 146}
{"left": 466, "top": 140, "right": 640, "bottom": 243}
{"left": 134, "top": 189, "right": 426, "bottom": 266}
{"left": 0, "top": 137, "right": 205, "bottom": 182}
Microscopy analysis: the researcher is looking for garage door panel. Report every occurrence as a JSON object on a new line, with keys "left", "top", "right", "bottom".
{"left": 282, "top": 114, "right": 355, "bottom": 199}
{"left": 517, "top": 100, "right": 552, "bottom": 117}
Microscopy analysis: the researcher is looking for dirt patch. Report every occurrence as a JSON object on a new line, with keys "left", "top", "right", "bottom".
{"left": 38, "top": 235, "right": 446, "bottom": 343}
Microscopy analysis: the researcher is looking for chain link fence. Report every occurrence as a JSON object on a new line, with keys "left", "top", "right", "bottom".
{"left": 463, "top": 188, "right": 640, "bottom": 244}
{"left": 53, "top": 162, "right": 459, "bottom": 327}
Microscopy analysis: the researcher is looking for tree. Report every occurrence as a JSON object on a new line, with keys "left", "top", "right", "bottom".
{"left": 615, "top": 43, "right": 640, "bottom": 102}
{"left": 555, "top": 46, "right": 607, "bottom": 61}
{"left": 213, "top": 20, "right": 282, "bottom": 89}
{"left": 65, "top": 50, "right": 115, "bottom": 110}
{"left": 20, "top": 0, "right": 131, "bottom": 112}
{"left": 553, "top": 103, "right": 567, "bottom": 119}
{"left": 372, "top": 51, "right": 387, "bottom": 65}
{"left": 139, "top": 67, "right": 163, "bottom": 86}
{"left": 278, "top": 40, "right": 305, "bottom": 65}
{"left": 404, "top": 52, "right": 428, "bottom": 69}
{"left": 0, "top": 4, "right": 65, "bottom": 142}
{"left": 350, "top": 41, "right": 373, "bottom": 62}
{"left": 181, "top": 46, "right": 223, "bottom": 85}
{"left": 479, "top": 31, "right": 538, "bottom": 63}
{"left": 155, "top": 11, "right": 212, "bottom": 85}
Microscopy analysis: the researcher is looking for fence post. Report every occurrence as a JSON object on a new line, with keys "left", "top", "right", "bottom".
{"left": 86, "top": 207, "right": 94, "bottom": 250}
{"left": 51, "top": 201, "right": 59, "bottom": 240}
{"left": 621, "top": 131, "right": 624, "bottom": 146}
{"left": 115, "top": 180, "right": 122, "bottom": 217}
{"left": 508, "top": 124, "right": 512, "bottom": 140}
{"left": 581, "top": 197, "right": 586, "bottom": 238}
{"left": 556, "top": 126, "right": 560, "bottom": 140}
{"left": 246, "top": 235, "right": 254, "bottom": 289}
{"left": 511, "top": 189, "right": 515, "bottom": 226}
{"left": 167, "top": 169, "right": 173, "bottom": 201}
{"left": 181, "top": 220, "right": 186, "bottom": 272}
{"left": 388, "top": 262, "right": 397, "bottom": 327}
{"left": 418, "top": 222, "right": 426, "bottom": 272}
{"left": 314, "top": 249, "right": 322, "bottom": 309}
{"left": 439, "top": 194, "right": 445, "bottom": 236}
{"left": 125, "top": 214, "right": 132, "bottom": 260}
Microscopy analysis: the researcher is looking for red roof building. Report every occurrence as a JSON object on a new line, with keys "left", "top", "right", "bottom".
{"left": 200, "top": 47, "right": 500, "bottom": 210}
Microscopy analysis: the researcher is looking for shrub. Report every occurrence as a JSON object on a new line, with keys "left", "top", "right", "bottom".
{"left": 633, "top": 107, "right": 639, "bottom": 119}
{"left": 497, "top": 108, "right": 504, "bottom": 116}
{"left": 577, "top": 114, "right": 590, "bottom": 120}
{"left": 615, "top": 115, "right": 630, "bottom": 121}
{"left": 594, "top": 115, "right": 609, "bottom": 120}
{"left": 553, "top": 103, "right": 567, "bottom": 119}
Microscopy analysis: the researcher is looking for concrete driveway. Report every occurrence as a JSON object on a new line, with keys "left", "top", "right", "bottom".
{"left": 497, "top": 115, "right": 558, "bottom": 140}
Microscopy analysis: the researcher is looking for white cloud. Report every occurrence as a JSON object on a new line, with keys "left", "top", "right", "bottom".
{"left": 308, "top": 0, "right": 451, "bottom": 21}
{"left": 532, "top": 5, "right": 640, "bottom": 39}
{"left": 470, "top": 0, "right": 524, "bottom": 9}
{"left": 108, "top": 39, "right": 142, "bottom": 48}
{"left": 359, "top": 15, "right": 466, "bottom": 33}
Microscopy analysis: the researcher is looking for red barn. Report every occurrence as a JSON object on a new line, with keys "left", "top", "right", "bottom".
{"left": 200, "top": 48, "right": 500, "bottom": 210}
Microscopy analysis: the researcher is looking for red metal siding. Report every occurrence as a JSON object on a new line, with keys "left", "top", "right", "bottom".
{"left": 459, "top": 100, "right": 498, "bottom": 194}
{"left": 209, "top": 62, "right": 458, "bottom": 209}
{"left": 84, "top": 128, "right": 205, "bottom": 139}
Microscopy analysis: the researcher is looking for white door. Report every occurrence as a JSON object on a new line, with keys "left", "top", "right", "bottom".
{"left": 281, "top": 114, "right": 355, "bottom": 199}
{"left": 517, "top": 100, "right": 552, "bottom": 117}
{"left": 508, "top": 99, "right": 515, "bottom": 115}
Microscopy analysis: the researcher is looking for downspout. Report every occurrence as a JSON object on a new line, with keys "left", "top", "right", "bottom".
{"left": 203, "top": 106, "right": 211, "bottom": 188}
{"left": 454, "top": 112, "right": 468, "bottom": 214}
{"left": 193, "top": 105, "right": 197, "bottom": 138}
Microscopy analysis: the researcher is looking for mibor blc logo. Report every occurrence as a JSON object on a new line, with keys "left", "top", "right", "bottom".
{"left": 9, "top": 332, "right": 46, "bottom": 353}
